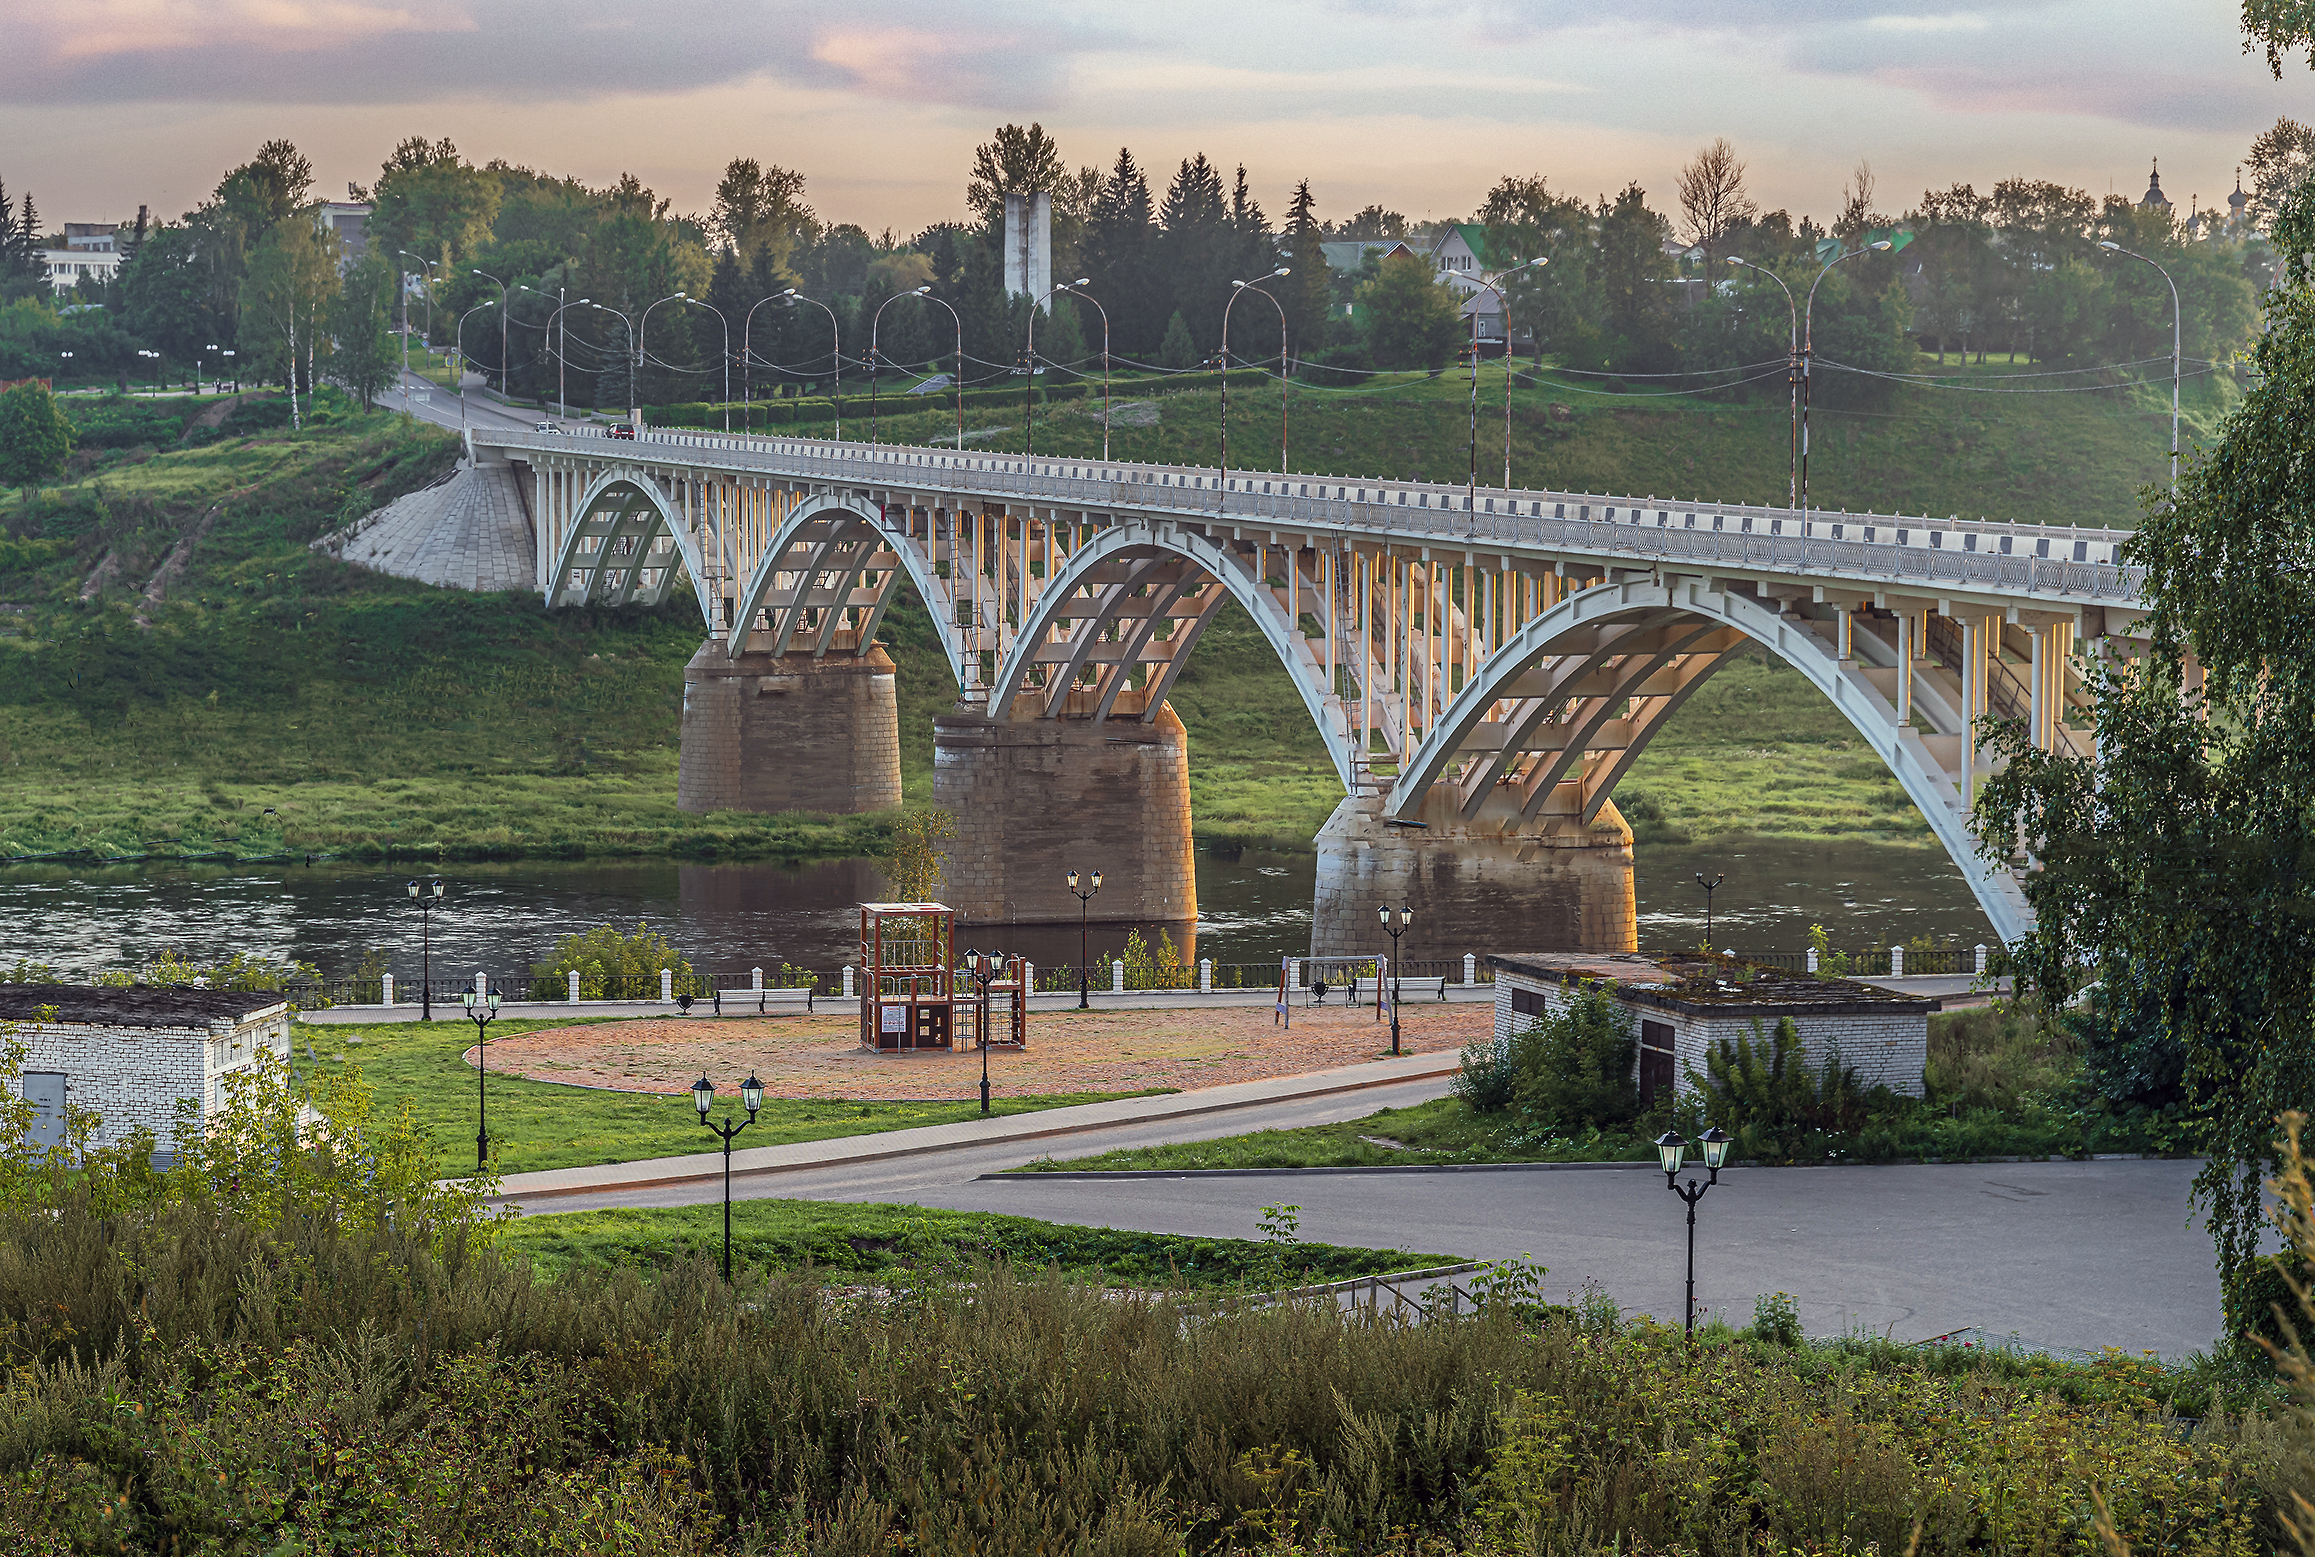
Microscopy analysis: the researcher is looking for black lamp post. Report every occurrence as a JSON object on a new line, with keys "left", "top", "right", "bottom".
{"left": 462, "top": 983, "right": 502, "bottom": 1169}
{"left": 1695, "top": 873, "right": 1725, "bottom": 950}
{"left": 1378, "top": 904, "right": 1412, "bottom": 1056}
{"left": 1067, "top": 869, "right": 1103, "bottom": 1010}
{"left": 406, "top": 877, "right": 445, "bottom": 1019}
{"left": 1655, "top": 1125, "right": 1734, "bottom": 1339}
{"left": 960, "top": 949, "right": 1001, "bottom": 1113}
{"left": 693, "top": 1072, "right": 764, "bottom": 1281}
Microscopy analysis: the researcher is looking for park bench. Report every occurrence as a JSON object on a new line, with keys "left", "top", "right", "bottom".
{"left": 1312, "top": 975, "right": 1449, "bottom": 1005}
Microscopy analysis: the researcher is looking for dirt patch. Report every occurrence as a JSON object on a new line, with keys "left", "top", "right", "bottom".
{"left": 475, "top": 999, "right": 1492, "bottom": 1100}
{"left": 184, "top": 391, "right": 273, "bottom": 435}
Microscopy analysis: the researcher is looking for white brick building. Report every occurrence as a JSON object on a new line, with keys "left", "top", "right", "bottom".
{"left": 1486, "top": 952, "right": 1933, "bottom": 1105}
{"left": 0, "top": 986, "right": 293, "bottom": 1162}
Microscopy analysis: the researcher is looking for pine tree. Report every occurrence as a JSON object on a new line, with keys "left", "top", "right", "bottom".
{"left": 1158, "top": 310, "right": 1199, "bottom": 371}
{"left": 1281, "top": 179, "right": 1330, "bottom": 364}
{"left": 1084, "top": 149, "right": 1158, "bottom": 356}
{"left": 1160, "top": 155, "right": 1230, "bottom": 352}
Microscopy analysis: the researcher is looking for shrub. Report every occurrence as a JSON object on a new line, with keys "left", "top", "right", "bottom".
{"left": 1509, "top": 984, "right": 1640, "bottom": 1131}
{"left": 528, "top": 919, "right": 698, "bottom": 1000}
{"left": 1454, "top": 1030, "right": 1519, "bottom": 1113}
{"left": 1689, "top": 1015, "right": 1885, "bottom": 1163}
{"left": 1926, "top": 996, "right": 2072, "bottom": 1112}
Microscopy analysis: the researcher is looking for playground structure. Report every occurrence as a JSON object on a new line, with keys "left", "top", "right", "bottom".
{"left": 855, "top": 903, "right": 1025, "bottom": 1053}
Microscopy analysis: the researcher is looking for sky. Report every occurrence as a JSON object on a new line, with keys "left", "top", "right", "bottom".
{"left": 7, "top": 0, "right": 2315, "bottom": 237}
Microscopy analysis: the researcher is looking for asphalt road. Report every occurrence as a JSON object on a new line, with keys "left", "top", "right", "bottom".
{"left": 505, "top": 1074, "right": 2221, "bottom": 1357}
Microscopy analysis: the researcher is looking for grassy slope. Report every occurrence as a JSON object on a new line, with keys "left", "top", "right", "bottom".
{"left": 1, "top": 360, "right": 2198, "bottom": 859}
{"left": 499, "top": 1196, "right": 1440, "bottom": 1288}
{"left": 294, "top": 1015, "right": 1160, "bottom": 1178}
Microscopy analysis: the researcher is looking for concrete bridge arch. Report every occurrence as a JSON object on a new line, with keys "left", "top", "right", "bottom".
{"left": 547, "top": 468, "right": 714, "bottom": 620}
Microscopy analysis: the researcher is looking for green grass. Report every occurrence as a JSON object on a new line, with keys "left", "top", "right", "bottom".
{"left": 294, "top": 1015, "right": 1167, "bottom": 1177}
{"left": 498, "top": 1196, "right": 1442, "bottom": 1288}
{"left": 0, "top": 357, "right": 2196, "bottom": 864}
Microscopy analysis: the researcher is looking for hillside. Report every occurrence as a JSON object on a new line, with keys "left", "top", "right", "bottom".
{"left": 0, "top": 359, "right": 2191, "bottom": 862}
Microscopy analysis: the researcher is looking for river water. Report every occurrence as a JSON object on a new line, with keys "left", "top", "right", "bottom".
{"left": 3, "top": 835, "right": 1993, "bottom": 984}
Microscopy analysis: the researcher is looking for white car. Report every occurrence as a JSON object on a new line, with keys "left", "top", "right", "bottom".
{"left": 533, "top": 421, "right": 562, "bottom": 433}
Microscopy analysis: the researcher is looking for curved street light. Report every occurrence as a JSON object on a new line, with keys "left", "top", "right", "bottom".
{"left": 677, "top": 294, "right": 732, "bottom": 430}
{"left": 1025, "top": 278, "right": 1091, "bottom": 456}
{"left": 1801, "top": 240, "right": 1893, "bottom": 518}
{"left": 1056, "top": 281, "right": 1113, "bottom": 460}
{"left": 780, "top": 288, "right": 842, "bottom": 442}
{"left": 1221, "top": 267, "right": 1291, "bottom": 505}
{"left": 2097, "top": 240, "right": 2182, "bottom": 494}
{"left": 398, "top": 251, "right": 439, "bottom": 389}
{"left": 1725, "top": 257, "right": 1800, "bottom": 510}
{"left": 742, "top": 292, "right": 785, "bottom": 435}
{"left": 520, "top": 283, "right": 571, "bottom": 420}
{"left": 471, "top": 268, "right": 509, "bottom": 397}
{"left": 454, "top": 299, "right": 499, "bottom": 429}
{"left": 1459, "top": 256, "right": 1548, "bottom": 522}
{"left": 912, "top": 289, "right": 966, "bottom": 452}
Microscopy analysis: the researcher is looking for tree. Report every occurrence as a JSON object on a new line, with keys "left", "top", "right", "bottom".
{"left": 1357, "top": 251, "right": 1463, "bottom": 370}
{"left": 238, "top": 217, "right": 339, "bottom": 428}
{"left": 0, "top": 381, "right": 73, "bottom": 503}
{"left": 1971, "top": 177, "right": 2315, "bottom": 1339}
{"left": 0, "top": 178, "right": 45, "bottom": 305}
{"left": 1478, "top": 173, "right": 1599, "bottom": 362}
{"left": 710, "top": 158, "right": 812, "bottom": 279}
{"left": 1158, "top": 310, "right": 1199, "bottom": 370}
{"left": 1592, "top": 182, "right": 1676, "bottom": 372}
{"left": 1083, "top": 149, "right": 1160, "bottom": 356}
{"left": 327, "top": 251, "right": 398, "bottom": 410}
{"left": 1279, "top": 180, "right": 1330, "bottom": 363}
{"left": 966, "top": 123, "right": 1067, "bottom": 225}
{"left": 1676, "top": 137, "right": 1757, "bottom": 273}
{"left": 367, "top": 136, "right": 501, "bottom": 277}
{"left": 2248, "top": 117, "right": 2315, "bottom": 230}
{"left": 2246, "top": 0, "right": 2315, "bottom": 74}
{"left": 1331, "top": 205, "right": 1406, "bottom": 240}
{"left": 1159, "top": 155, "right": 1232, "bottom": 352}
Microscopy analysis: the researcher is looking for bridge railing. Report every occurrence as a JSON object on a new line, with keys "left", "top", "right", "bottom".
{"left": 496, "top": 426, "right": 2144, "bottom": 608}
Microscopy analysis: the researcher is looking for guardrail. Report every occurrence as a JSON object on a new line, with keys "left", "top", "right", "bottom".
{"left": 480, "top": 426, "right": 2144, "bottom": 609}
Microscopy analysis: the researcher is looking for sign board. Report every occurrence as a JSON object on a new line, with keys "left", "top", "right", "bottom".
{"left": 411, "top": 392, "right": 430, "bottom": 403}
{"left": 881, "top": 1004, "right": 906, "bottom": 1035}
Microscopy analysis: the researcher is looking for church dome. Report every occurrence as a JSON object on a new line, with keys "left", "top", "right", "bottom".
{"left": 2140, "top": 159, "right": 2171, "bottom": 210}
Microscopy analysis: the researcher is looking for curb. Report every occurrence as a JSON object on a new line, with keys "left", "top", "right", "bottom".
{"left": 490, "top": 1053, "right": 1460, "bottom": 1203}
{"left": 989, "top": 1153, "right": 2195, "bottom": 1182}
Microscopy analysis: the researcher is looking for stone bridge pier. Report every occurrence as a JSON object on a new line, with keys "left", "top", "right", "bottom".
{"left": 677, "top": 641, "right": 902, "bottom": 815}
{"left": 933, "top": 694, "right": 1197, "bottom": 937}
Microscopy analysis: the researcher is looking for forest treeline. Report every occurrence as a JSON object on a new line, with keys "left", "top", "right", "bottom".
{"left": 2, "top": 116, "right": 2306, "bottom": 415}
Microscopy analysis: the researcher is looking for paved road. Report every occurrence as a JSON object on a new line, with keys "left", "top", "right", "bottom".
{"left": 379, "top": 374, "right": 549, "bottom": 435}
{"left": 507, "top": 1082, "right": 2219, "bottom": 1357}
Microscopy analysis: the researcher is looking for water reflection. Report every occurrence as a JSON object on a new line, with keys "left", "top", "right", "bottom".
{"left": 0, "top": 835, "right": 1991, "bottom": 983}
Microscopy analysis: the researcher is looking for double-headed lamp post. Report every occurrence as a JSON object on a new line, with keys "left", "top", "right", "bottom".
{"left": 1378, "top": 904, "right": 1412, "bottom": 1055}
{"left": 1654, "top": 1125, "right": 1734, "bottom": 1339}
{"left": 1696, "top": 873, "right": 1725, "bottom": 948}
{"left": 406, "top": 877, "right": 445, "bottom": 1020}
{"left": 1055, "top": 281, "right": 1113, "bottom": 460}
{"left": 462, "top": 984, "right": 502, "bottom": 1169}
{"left": 1067, "top": 869, "right": 1103, "bottom": 1009}
{"left": 960, "top": 950, "right": 1002, "bottom": 1113}
{"left": 2097, "top": 240, "right": 2181, "bottom": 495}
{"left": 693, "top": 1071, "right": 765, "bottom": 1281}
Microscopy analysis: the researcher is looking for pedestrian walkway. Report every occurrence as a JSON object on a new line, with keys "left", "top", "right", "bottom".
{"left": 484, "top": 1047, "right": 1461, "bottom": 1203}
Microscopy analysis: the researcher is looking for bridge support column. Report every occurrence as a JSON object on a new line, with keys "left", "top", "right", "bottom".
{"left": 677, "top": 642, "right": 901, "bottom": 814}
{"left": 1309, "top": 790, "right": 1636, "bottom": 961}
{"left": 933, "top": 700, "right": 1197, "bottom": 935}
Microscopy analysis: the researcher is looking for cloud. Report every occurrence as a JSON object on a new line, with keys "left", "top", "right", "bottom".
{"left": 0, "top": 0, "right": 1098, "bottom": 108}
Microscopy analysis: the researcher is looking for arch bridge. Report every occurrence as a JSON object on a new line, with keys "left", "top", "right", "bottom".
{"left": 478, "top": 424, "right": 2147, "bottom": 946}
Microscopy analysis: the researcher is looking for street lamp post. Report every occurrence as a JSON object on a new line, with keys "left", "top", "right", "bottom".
{"left": 398, "top": 252, "right": 439, "bottom": 357}
{"left": 521, "top": 284, "right": 571, "bottom": 420}
{"left": 1654, "top": 1126, "right": 1734, "bottom": 1339}
{"left": 1460, "top": 257, "right": 1548, "bottom": 521}
{"left": 1221, "top": 268, "right": 1291, "bottom": 503}
{"left": 454, "top": 301, "right": 499, "bottom": 429}
{"left": 779, "top": 288, "right": 841, "bottom": 442}
{"left": 960, "top": 950, "right": 1002, "bottom": 1113}
{"left": 678, "top": 295, "right": 732, "bottom": 431}
{"left": 1801, "top": 241, "right": 1893, "bottom": 518}
{"left": 911, "top": 290, "right": 966, "bottom": 450}
{"left": 405, "top": 877, "right": 445, "bottom": 1020}
{"left": 692, "top": 1071, "right": 764, "bottom": 1280}
{"left": 136, "top": 349, "right": 160, "bottom": 394}
{"left": 2097, "top": 240, "right": 2182, "bottom": 494}
{"left": 461, "top": 984, "right": 502, "bottom": 1169}
{"left": 222, "top": 349, "right": 237, "bottom": 393}
{"left": 1067, "top": 869, "right": 1103, "bottom": 1009}
{"left": 870, "top": 286, "right": 922, "bottom": 446}
{"left": 471, "top": 269, "right": 509, "bottom": 397}
{"left": 1378, "top": 904, "right": 1411, "bottom": 1056}
{"left": 1725, "top": 258, "right": 1799, "bottom": 509}
{"left": 1695, "top": 872, "right": 1724, "bottom": 948}
{"left": 1055, "top": 282, "right": 1113, "bottom": 460}
{"left": 742, "top": 292, "right": 784, "bottom": 435}
{"left": 1025, "top": 278, "right": 1092, "bottom": 457}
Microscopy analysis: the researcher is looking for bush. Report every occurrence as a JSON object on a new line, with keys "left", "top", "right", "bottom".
{"left": 1454, "top": 1030, "right": 1518, "bottom": 1113}
{"left": 528, "top": 920, "right": 698, "bottom": 1000}
{"left": 1509, "top": 984, "right": 1640, "bottom": 1131}
{"left": 1689, "top": 1015, "right": 1888, "bottom": 1163}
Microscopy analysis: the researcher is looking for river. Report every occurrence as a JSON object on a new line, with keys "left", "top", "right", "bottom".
{"left": 4, "top": 834, "right": 1993, "bottom": 985}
